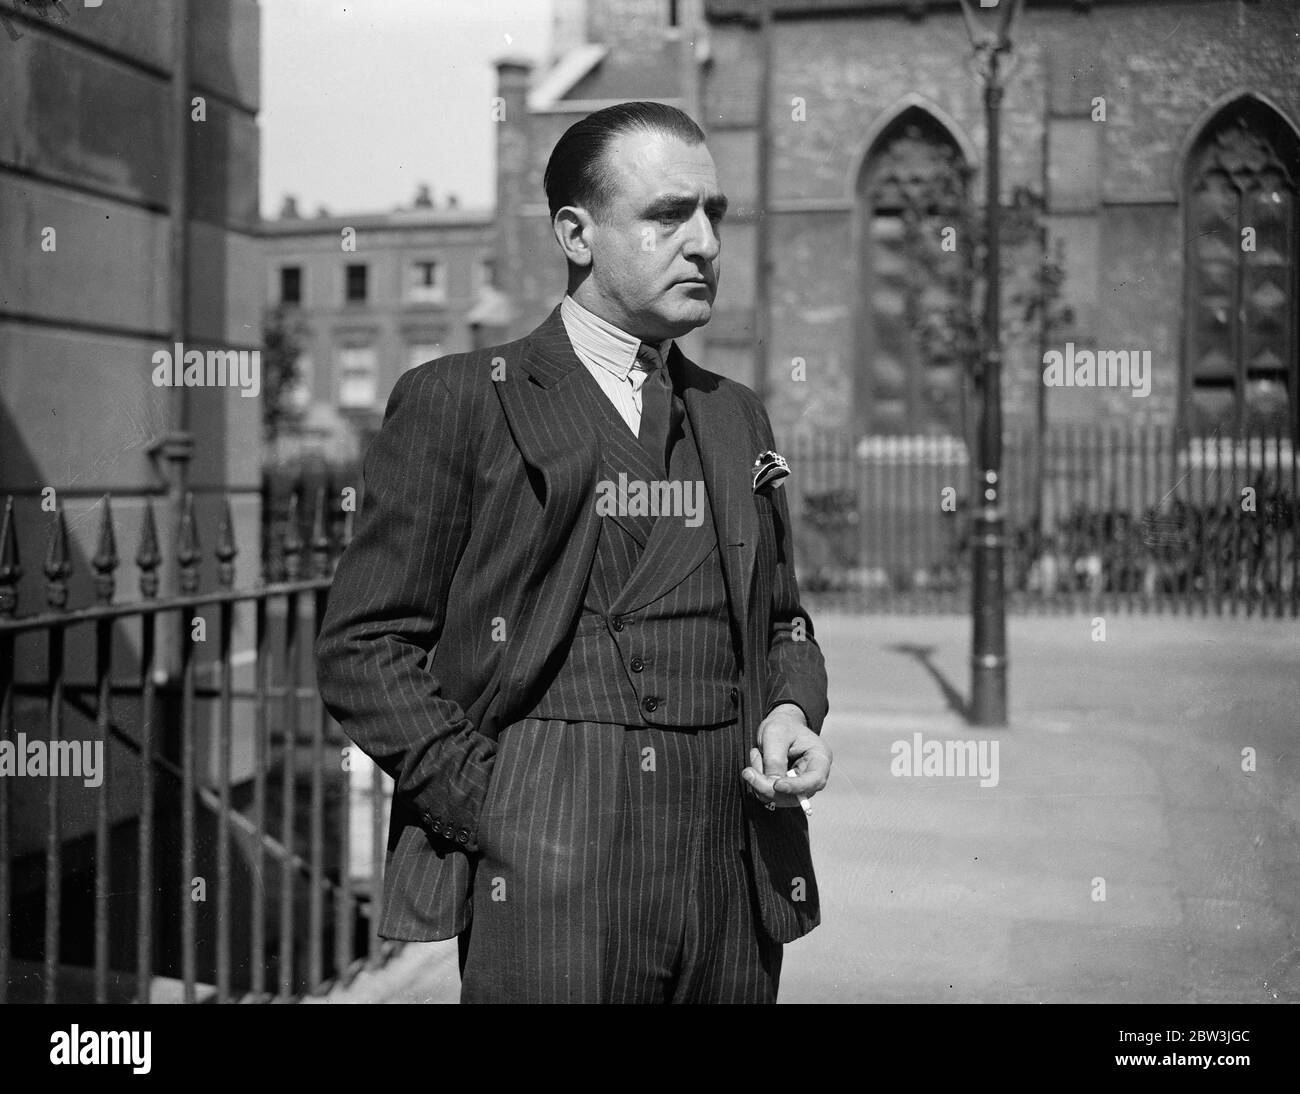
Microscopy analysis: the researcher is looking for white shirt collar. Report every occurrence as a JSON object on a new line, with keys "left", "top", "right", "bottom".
{"left": 560, "top": 295, "right": 672, "bottom": 381}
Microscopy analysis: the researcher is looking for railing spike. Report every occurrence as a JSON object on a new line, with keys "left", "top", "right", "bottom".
{"left": 310, "top": 485, "right": 330, "bottom": 579}
{"left": 43, "top": 501, "right": 72, "bottom": 611}
{"left": 283, "top": 490, "right": 303, "bottom": 581}
{"left": 178, "top": 491, "right": 200, "bottom": 595}
{"left": 92, "top": 494, "right": 119, "bottom": 605}
{"left": 137, "top": 497, "right": 161, "bottom": 599}
{"left": 0, "top": 495, "right": 21, "bottom": 618}
{"left": 216, "top": 495, "right": 237, "bottom": 589}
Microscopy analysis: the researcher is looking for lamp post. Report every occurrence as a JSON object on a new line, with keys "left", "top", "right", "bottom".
{"left": 958, "top": 0, "right": 1023, "bottom": 727}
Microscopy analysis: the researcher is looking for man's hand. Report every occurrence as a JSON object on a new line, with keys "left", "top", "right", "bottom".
{"left": 742, "top": 702, "right": 832, "bottom": 809}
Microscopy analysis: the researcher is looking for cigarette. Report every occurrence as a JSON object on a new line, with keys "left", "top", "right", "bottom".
{"left": 787, "top": 769, "right": 812, "bottom": 816}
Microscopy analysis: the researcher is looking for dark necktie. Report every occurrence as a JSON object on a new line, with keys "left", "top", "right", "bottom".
{"left": 635, "top": 342, "right": 674, "bottom": 477}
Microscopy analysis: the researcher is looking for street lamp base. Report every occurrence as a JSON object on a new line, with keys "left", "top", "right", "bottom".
{"left": 969, "top": 655, "right": 1008, "bottom": 727}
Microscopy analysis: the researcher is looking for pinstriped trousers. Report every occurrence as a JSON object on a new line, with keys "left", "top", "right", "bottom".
{"left": 458, "top": 716, "right": 782, "bottom": 1003}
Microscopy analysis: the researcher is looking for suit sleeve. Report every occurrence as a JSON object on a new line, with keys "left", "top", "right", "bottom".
{"left": 315, "top": 365, "right": 495, "bottom": 852}
{"left": 752, "top": 401, "right": 830, "bottom": 734}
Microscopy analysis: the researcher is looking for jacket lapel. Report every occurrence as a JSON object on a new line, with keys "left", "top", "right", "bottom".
{"left": 672, "top": 346, "right": 758, "bottom": 659}
{"left": 492, "top": 307, "right": 605, "bottom": 711}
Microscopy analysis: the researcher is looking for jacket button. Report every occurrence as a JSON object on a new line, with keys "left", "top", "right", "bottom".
{"left": 630, "top": 656, "right": 644, "bottom": 672}
{"left": 611, "top": 616, "right": 625, "bottom": 632}
{"left": 730, "top": 686, "right": 740, "bottom": 705}
{"left": 642, "top": 697, "right": 658, "bottom": 713}
{"left": 456, "top": 828, "right": 469, "bottom": 844}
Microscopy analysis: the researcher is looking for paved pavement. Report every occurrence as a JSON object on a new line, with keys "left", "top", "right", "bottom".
{"left": 782, "top": 611, "right": 1300, "bottom": 1003}
{"left": 319, "top": 611, "right": 1300, "bottom": 1004}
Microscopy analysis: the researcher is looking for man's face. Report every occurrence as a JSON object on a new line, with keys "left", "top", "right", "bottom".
{"left": 582, "top": 129, "right": 726, "bottom": 341}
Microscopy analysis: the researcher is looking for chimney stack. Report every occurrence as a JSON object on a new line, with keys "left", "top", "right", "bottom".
{"left": 494, "top": 57, "right": 533, "bottom": 337}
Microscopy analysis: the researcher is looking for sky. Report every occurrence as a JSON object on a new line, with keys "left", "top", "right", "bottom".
{"left": 259, "top": 0, "right": 555, "bottom": 219}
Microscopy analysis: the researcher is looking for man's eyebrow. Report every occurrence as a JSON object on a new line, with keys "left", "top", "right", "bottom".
{"left": 642, "top": 192, "right": 730, "bottom": 218}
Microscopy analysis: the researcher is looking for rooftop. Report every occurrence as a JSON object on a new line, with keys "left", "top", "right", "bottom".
{"left": 260, "top": 206, "right": 494, "bottom": 238}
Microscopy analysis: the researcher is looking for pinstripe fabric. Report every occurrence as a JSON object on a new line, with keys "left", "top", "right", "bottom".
{"left": 459, "top": 385, "right": 775, "bottom": 1001}
{"left": 531, "top": 365, "right": 738, "bottom": 727}
{"left": 461, "top": 716, "right": 779, "bottom": 1004}
{"left": 625, "top": 718, "right": 781, "bottom": 1003}
{"left": 460, "top": 718, "right": 621, "bottom": 1003}
{"left": 315, "top": 305, "right": 829, "bottom": 946}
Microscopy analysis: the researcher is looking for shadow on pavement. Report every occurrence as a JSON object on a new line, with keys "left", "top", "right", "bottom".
{"left": 886, "top": 642, "right": 970, "bottom": 719}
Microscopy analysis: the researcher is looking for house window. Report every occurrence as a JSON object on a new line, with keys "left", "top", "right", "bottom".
{"left": 280, "top": 265, "right": 302, "bottom": 305}
{"left": 345, "top": 263, "right": 368, "bottom": 304}
{"left": 475, "top": 257, "right": 496, "bottom": 291}
{"left": 337, "top": 345, "right": 377, "bottom": 408}
{"left": 408, "top": 259, "right": 447, "bottom": 304}
{"left": 1183, "top": 98, "right": 1299, "bottom": 438}
{"left": 406, "top": 342, "right": 444, "bottom": 371}
{"left": 855, "top": 107, "right": 969, "bottom": 436}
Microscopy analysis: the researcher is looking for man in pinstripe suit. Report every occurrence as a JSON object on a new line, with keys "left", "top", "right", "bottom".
{"left": 316, "top": 102, "right": 831, "bottom": 1003}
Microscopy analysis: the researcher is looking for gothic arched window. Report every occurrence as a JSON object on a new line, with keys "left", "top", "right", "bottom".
{"left": 1183, "top": 99, "right": 1300, "bottom": 438}
{"left": 855, "top": 107, "right": 969, "bottom": 436}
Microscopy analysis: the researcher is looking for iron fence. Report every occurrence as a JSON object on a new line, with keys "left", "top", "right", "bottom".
{"left": 0, "top": 486, "right": 399, "bottom": 1004}
{"left": 787, "top": 425, "right": 1299, "bottom": 617}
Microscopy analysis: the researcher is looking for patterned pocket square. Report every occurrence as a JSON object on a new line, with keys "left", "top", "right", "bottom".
{"left": 752, "top": 449, "right": 790, "bottom": 493}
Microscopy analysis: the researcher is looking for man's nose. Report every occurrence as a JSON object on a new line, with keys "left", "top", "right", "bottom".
{"left": 681, "top": 208, "right": 720, "bottom": 262}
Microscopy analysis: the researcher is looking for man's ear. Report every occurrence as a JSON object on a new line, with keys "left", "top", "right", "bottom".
{"left": 553, "top": 206, "right": 594, "bottom": 268}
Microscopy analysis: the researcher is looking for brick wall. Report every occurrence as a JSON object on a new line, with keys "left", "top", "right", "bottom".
{"left": 703, "top": 0, "right": 1300, "bottom": 436}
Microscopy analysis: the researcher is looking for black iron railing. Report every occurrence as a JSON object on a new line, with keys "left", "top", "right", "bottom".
{"left": 0, "top": 487, "right": 397, "bottom": 1003}
{"left": 787, "top": 425, "right": 1299, "bottom": 617}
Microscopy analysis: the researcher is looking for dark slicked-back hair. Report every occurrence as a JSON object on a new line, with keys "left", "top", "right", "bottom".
{"left": 544, "top": 101, "right": 706, "bottom": 222}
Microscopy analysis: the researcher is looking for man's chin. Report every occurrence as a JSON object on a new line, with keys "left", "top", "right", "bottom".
{"left": 657, "top": 300, "right": 713, "bottom": 338}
